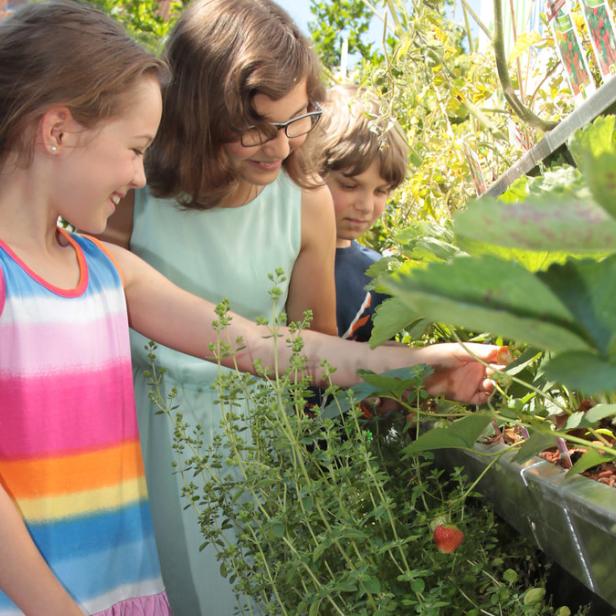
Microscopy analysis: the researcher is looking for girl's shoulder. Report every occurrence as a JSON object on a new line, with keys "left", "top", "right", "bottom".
{"left": 70, "top": 231, "right": 126, "bottom": 290}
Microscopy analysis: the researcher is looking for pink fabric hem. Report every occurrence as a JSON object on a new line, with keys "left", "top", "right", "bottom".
{"left": 93, "top": 592, "right": 171, "bottom": 615}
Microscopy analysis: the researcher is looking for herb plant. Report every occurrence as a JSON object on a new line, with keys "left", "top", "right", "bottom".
{"left": 148, "top": 276, "right": 578, "bottom": 615}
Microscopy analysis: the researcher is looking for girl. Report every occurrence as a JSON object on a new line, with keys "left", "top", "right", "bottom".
{"left": 101, "top": 1, "right": 335, "bottom": 612}
{"left": 98, "top": 1, "right": 502, "bottom": 614}
{"left": 0, "top": 3, "right": 170, "bottom": 614}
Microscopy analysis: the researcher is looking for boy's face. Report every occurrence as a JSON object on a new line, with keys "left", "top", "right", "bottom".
{"left": 325, "top": 160, "right": 390, "bottom": 248}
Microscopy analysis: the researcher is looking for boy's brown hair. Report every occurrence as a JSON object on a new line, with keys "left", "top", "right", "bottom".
{"left": 0, "top": 0, "right": 168, "bottom": 167}
{"left": 313, "top": 84, "right": 408, "bottom": 189}
{"left": 146, "top": 0, "right": 326, "bottom": 209}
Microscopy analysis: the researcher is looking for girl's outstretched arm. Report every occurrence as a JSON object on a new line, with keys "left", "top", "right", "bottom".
{"left": 110, "top": 243, "right": 499, "bottom": 403}
{"left": 0, "top": 486, "right": 83, "bottom": 615}
{"left": 286, "top": 184, "right": 338, "bottom": 335}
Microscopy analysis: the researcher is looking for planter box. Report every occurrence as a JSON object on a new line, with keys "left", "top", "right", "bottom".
{"left": 434, "top": 445, "right": 616, "bottom": 608}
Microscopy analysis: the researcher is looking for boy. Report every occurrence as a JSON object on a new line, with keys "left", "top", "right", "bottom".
{"left": 314, "top": 84, "right": 408, "bottom": 342}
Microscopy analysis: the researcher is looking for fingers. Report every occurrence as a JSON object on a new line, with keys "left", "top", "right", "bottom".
{"left": 424, "top": 363, "right": 495, "bottom": 404}
{"left": 482, "top": 378, "right": 495, "bottom": 393}
{"left": 420, "top": 343, "right": 511, "bottom": 404}
{"left": 459, "top": 378, "right": 494, "bottom": 405}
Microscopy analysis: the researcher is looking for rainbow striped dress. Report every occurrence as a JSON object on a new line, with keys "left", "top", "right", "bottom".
{"left": 0, "top": 231, "right": 169, "bottom": 615}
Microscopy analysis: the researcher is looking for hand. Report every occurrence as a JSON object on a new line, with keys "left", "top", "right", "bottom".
{"left": 419, "top": 343, "right": 510, "bottom": 405}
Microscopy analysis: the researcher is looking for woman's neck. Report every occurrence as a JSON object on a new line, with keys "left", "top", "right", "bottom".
{"left": 219, "top": 180, "right": 264, "bottom": 208}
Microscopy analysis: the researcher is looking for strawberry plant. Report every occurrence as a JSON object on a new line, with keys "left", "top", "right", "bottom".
{"left": 373, "top": 114, "right": 616, "bottom": 479}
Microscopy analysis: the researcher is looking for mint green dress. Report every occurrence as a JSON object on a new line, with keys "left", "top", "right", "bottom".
{"left": 129, "top": 172, "right": 302, "bottom": 616}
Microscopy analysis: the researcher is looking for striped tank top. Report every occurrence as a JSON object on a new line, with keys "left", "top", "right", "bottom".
{"left": 0, "top": 230, "right": 169, "bottom": 615}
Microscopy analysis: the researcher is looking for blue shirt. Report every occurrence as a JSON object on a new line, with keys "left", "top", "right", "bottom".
{"left": 335, "top": 241, "right": 389, "bottom": 341}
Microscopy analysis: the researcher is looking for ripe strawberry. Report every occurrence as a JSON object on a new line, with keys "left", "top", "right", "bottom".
{"left": 433, "top": 524, "right": 464, "bottom": 554}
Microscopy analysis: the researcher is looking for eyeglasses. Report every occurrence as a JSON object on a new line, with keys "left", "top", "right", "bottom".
{"left": 240, "top": 103, "right": 322, "bottom": 147}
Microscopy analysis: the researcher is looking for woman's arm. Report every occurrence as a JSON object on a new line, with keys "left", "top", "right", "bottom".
{"left": 109, "top": 242, "right": 499, "bottom": 403}
{"left": 97, "top": 190, "right": 135, "bottom": 249}
{"left": 286, "top": 184, "right": 338, "bottom": 335}
{"left": 0, "top": 486, "right": 83, "bottom": 615}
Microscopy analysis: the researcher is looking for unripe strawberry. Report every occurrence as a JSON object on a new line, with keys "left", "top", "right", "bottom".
{"left": 433, "top": 524, "right": 464, "bottom": 554}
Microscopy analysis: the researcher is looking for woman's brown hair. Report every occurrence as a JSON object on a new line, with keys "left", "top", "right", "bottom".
{"left": 146, "top": 0, "right": 326, "bottom": 209}
{"left": 312, "top": 84, "right": 409, "bottom": 190}
{"left": 0, "top": 0, "right": 169, "bottom": 166}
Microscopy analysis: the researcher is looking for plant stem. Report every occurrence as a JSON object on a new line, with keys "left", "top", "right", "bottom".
{"left": 281, "top": 537, "right": 347, "bottom": 616}
{"left": 492, "top": 0, "right": 556, "bottom": 132}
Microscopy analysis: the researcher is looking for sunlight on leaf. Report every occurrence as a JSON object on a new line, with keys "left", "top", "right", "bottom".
{"left": 382, "top": 255, "right": 591, "bottom": 353}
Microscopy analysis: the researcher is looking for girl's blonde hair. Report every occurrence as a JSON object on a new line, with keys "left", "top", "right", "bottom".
{"left": 146, "top": 0, "right": 326, "bottom": 209}
{"left": 0, "top": 0, "right": 169, "bottom": 166}
{"left": 313, "top": 84, "right": 408, "bottom": 189}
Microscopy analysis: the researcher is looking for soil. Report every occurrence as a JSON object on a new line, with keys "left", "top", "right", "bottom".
{"left": 539, "top": 447, "right": 616, "bottom": 487}
{"left": 482, "top": 423, "right": 616, "bottom": 487}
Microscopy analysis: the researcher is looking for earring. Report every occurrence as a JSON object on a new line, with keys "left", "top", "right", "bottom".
{"left": 50, "top": 145, "right": 58, "bottom": 153}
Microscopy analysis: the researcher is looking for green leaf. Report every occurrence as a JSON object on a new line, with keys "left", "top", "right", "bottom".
{"left": 544, "top": 352, "right": 616, "bottom": 395}
{"left": 365, "top": 256, "right": 396, "bottom": 281}
{"left": 513, "top": 430, "right": 555, "bottom": 463}
{"left": 455, "top": 196, "right": 616, "bottom": 254}
{"left": 268, "top": 519, "right": 285, "bottom": 538}
{"left": 410, "top": 578, "right": 425, "bottom": 594}
{"left": 357, "top": 366, "right": 431, "bottom": 398}
{"left": 362, "top": 576, "right": 382, "bottom": 594}
{"left": 498, "top": 175, "right": 529, "bottom": 203}
{"left": 564, "top": 412, "right": 585, "bottom": 430}
{"left": 569, "top": 116, "right": 616, "bottom": 165}
{"left": 523, "top": 587, "right": 546, "bottom": 605}
{"left": 381, "top": 256, "right": 591, "bottom": 353}
{"left": 504, "top": 347, "right": 542, "bottom": 376}
{"left": 459, "top": 237, "right": 571, "bottom": 273}
{"left": 403, "top": 414, "right": 493, "bottom": 456}
{"left": 583, "top": 403, "right": 616, "bottom": 425}
{"left": 322, "top": 366, "right": 430, "bottom": 419}
{"left": 538, "top": 256, "right": 616, "bottom": 356}
{"left": 395, "top": 221, "right": 459, "bottom": 262}
{"left": 309, "top": 602, "right": 321, "bottom": 616}
{"left": 369, "top": 297, "right": 424, "bottom": 347}
{"left": 524, "top": 166, "right": 585, "bottom": 197}
{"left": 568, "top": 448, "right": 616, "bottom": 476}
{"left": 503, "top": 568, "right": 519, "bottom": 584}
{"left": 569, "top": 115, "right": 616, "bottom": 219}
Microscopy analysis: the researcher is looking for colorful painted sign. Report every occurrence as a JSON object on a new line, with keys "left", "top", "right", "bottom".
{"left": 581, "top": 0, "right": 616, "bottom": 80}
{"left": 548, "top": 1, "right": 596, "bottom": 99}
